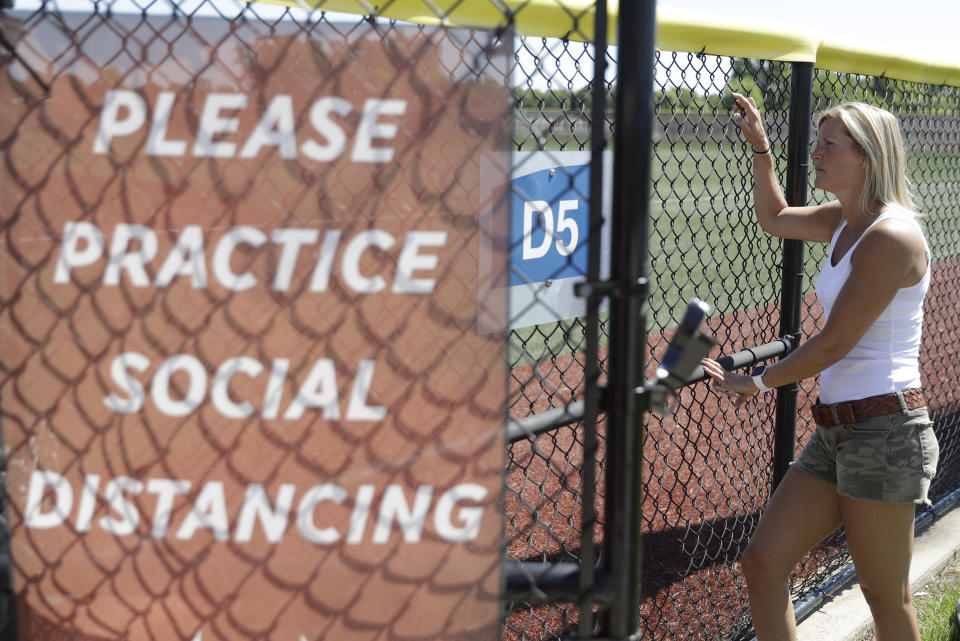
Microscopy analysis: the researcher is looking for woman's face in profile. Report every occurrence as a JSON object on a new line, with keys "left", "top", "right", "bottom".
{"left": 811, "top": 118, "right": 865, "bottom": 193}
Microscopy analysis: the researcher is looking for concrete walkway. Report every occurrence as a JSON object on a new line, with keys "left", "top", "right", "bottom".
{"left": 796, "top": 501, "right": 960, "bottom": 641}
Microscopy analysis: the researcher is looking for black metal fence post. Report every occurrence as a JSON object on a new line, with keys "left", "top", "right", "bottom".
{"left": 577, "top": 0, "right": 608, "bottom": 636}
{"left": 772, "top": 61, "right": 814, "bottom": 490}
{"left": 603, "top": 0, "right": 658, "bottom": 637}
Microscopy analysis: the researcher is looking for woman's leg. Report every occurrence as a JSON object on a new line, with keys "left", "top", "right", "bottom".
{"left": 742, "top": 467, "right": 843, "bottom": 641}
{"left": 840, "top": 497, "right": 920, "bottom": 641}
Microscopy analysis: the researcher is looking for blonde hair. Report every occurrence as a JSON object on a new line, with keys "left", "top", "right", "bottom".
{"left": 817, "top": 102, "right": 917, "bottom": 217}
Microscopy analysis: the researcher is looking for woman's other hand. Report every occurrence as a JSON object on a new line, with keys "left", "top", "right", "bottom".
{"left": 701, "top": 357, "right": 758, "bottom": 408}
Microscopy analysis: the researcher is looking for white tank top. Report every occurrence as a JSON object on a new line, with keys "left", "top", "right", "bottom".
{"left": 814, "top": 207, "right": 929, "bottom": 404}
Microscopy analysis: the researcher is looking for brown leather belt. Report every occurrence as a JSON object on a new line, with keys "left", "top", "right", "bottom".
{"left": 812, "top": 388, "right": 926, "bottom": 427}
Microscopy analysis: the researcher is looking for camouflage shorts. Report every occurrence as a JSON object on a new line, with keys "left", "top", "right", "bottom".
{"left": 793, "top": 407, "right": 939, "bottom": 505}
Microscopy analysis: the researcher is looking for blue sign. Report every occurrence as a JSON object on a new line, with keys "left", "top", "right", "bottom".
{"left": 510, "top": 164, "right": 590, "bottom": 286}
{"left": 477, "top": 151, "right": 610, "bottom": 333}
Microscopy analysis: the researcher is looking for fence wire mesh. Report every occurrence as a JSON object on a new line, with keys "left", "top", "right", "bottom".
{"left": 637, "top": 53, "right": 791, "bottom": 640}
{"left": 2, "top": 3, "right": 960, "bottom": 641}
{"left": 505, "top": 45, "right": 960, "bottom": 641}
{"left": 502, "top": 30, "right": 611, "bottom": 641}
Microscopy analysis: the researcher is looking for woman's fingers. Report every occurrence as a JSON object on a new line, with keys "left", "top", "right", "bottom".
{"left": 733, "top": 92, "right": 759, "bottom": 113}
{"left": 730, "top": 94, "right": 765, "bottom": 144}
{"left": 701, "top": 356, "right": 760, "bottom": 406}
{"left": 701, "top": 360, "right": 738, "bottom": 399}
{"left": 732, "top": 92, "right": 755, "bottom": 114}
{"left": 700, "top": 358, "right": 724, "bottom": 379}
{"left": 732, "top": 114, "right": 769, "bottom": 151}
{"left": 736, "top": 109, "right": 758, "bottom": 132}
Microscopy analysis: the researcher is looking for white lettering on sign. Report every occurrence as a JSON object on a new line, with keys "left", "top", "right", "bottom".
{"left": 521, "top": 199, "right": 580, "bottom": 260}
{"left": 54, "top": 222, "right": 446, "bottom": 295}
{"left": 92, "top": 90, "right": 407, "bottom": 162}
{"left": 23, "top": 470, "right": 489, "bottom": 545}
{"left": 102, "top": 353, "right": 386, "bottom": 421}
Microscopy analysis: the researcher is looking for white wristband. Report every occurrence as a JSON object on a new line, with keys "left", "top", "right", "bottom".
{"left": 751, "top": 366, "right": 772, "bottom": 392}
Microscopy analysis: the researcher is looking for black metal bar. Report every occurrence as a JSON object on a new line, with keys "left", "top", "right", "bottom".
{"left": 505, "top": 401, "right": 585, "bottom": 443}
{"left": 687, "top": 336, "right": 796, "bottom": 385}
{"left": 503, "top": 562, "right": 608, "bottom": 604}
{"left": 0, "top": 320, "right": 14, "bottom": 639}
{"left": 0, "top": 546, "right": 13, "bottom": 641}
{"left": 603, "top": 0, "right": 657, "bottom": 637}
{"left": 0, "top": 488, "right": 13, "bottom": 641}
{"left": 505, "top": 337, "right": 796, "bottom": 445}
{"left": 578, "top": 0, "right": 609, "bottom": 634}
{"left": 0, "top": 423, "right": 13, "bottom": 638}
{"left": 772, "top": 61, "right": 814, "bottom": 491}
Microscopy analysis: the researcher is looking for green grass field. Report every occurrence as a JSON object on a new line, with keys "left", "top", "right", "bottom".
{"left": 917, "top": 572, "right": 960, "bottom": 641}
{"left": 508, "top": 142, "right": 960, "bottom": 367}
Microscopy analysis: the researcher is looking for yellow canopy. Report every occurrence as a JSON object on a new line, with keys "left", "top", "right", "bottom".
{"left": 253, "top": 1, "right": 960, "bottom": 87}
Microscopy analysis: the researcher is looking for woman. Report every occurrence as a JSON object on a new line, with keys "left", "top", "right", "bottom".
{"left": 701, "top": 93, "right": 939, "bottom": 641}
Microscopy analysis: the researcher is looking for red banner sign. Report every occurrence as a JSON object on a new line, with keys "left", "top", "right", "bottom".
{"left": 1, "top": 11, "right": 509, "bottom": 641}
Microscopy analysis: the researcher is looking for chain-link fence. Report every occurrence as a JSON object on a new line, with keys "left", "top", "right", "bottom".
{"left": 638, "top": 60, "right": 960, "bottom": 640}
{"left": 2, "top": 2, "right": 960, "bottom": 641}
{"left": 504, "top": 39, "right": 960, "bottom": 641}
{"left": 638, "top": 54, "right": 800, "bottom": 639}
